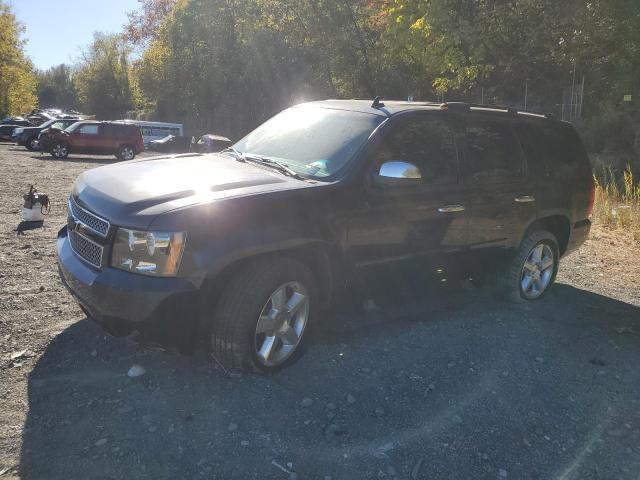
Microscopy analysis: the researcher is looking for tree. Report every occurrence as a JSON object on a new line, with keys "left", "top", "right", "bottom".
{"left": 74, "top": 33, "right": 134, "bottom": 119}
{"left": 36, "top": 64, "right": 79, "bottom": 110}
{"left": 0, "top": 1, "right": 37, "bottom": 117}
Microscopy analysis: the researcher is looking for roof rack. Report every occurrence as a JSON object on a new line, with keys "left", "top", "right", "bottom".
{"left": 440, "top": 102, "right": 556, "bottom": 119}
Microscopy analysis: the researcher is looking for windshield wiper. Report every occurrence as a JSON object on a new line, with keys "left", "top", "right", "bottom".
{"left": 221, "top": 146, "right": 244, "bottom": 160}
{"left": 241, "top": 153, "right": 304, "bottom": 180}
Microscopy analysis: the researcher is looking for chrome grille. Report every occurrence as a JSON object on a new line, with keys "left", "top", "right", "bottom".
{"left": 69, "top": 229, "right": 104, "bottom": 268}
{"left": 68, "top": 196, "right": 110, "bottom": 237}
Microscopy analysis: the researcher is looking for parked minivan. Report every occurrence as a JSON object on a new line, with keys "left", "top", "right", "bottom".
{"left": 57, "top": 100, "right": 593, "bottom": 372}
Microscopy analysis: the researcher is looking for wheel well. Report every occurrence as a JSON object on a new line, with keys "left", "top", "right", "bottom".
{"left": 525, "top": 216, "right": 571, "bottom": 254}
{"left": 203, "top": 246, "right": 336, "bottom": 308}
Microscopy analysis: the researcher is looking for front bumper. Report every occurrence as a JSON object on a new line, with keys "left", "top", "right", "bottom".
{"left": 57, "top": 225, "right": 200, "bottom": 336}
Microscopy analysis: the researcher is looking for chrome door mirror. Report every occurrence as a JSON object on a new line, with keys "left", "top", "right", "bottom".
{"left": 378, "top": 161, "right": 422, "bottom": 179}
{"left": 374, "top": 161, "right": 422, "bottom": 188}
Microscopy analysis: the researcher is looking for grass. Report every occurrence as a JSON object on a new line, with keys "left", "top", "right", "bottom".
{"left": 592, "top": 165, "right": 640, "bottom": 242}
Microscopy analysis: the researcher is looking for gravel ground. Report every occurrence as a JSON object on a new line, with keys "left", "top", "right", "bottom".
{"left": 1, "top": 143, "right": 639, "bottom": 480}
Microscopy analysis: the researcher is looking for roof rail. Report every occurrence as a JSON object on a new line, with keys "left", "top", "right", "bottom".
{"left": 440, "top": 101, "right": 556, "bottom": 120}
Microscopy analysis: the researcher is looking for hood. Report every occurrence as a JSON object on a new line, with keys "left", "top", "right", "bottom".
{"left": 72, "top": 153, "right": 310, "bottom": 229}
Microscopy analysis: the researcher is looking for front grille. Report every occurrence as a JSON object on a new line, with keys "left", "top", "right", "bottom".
{"left": 69, "top": 229, "right": 104, "bottom": 268}
{"left": 68, "top": 196, "right": 110, "bottom": 237}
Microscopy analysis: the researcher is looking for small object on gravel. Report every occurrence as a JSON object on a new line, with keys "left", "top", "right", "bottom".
{"left": 324, "top": 423, "right": 347, "bottom": 441}
{"left": 300, "top": 397, "right": 313, "bottom": 407}
{"left": 94, "top": 438, "right": 107, "bottom": 447}
{"left": 374, "top": 406, "right": 385, "bottom": 417}
{"left": 326, "top": 402, "right": 336, "bottom": 410}
{"left": 127, "top": 364, "right": 146, "bottom": 377}
{"left": 228, "top": 423, "right": 238, "bottom": 432}
{"left": 347, "top": 394, "right": 356, "bottom": 404}
{"left": 240, "top": 440, "right": 249, "bottom": 446}
{"left": 590, "top": 357, "right": 606, "bottom": 366}
{"left": 452, "top": 414, "right": 463, "bottom": 424}
{"left": 499, "top": 468, "right": 508, "bottom": 478}
{"left": 271, "top": 460, "right": 291, "bottom": 474}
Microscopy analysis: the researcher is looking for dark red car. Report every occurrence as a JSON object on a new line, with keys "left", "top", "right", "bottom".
{"left": 48, "top": 121, "right": 145, "bottom": 161}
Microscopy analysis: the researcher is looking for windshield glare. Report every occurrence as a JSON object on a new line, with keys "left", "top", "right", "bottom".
{"left": 232, "top": 106, "right": 383, "bottom": 178}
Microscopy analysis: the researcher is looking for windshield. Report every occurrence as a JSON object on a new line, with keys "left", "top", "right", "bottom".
{"left": 39, "top": 119, "right": 56, "bottom": 128}
{"left": 232, "top": 106, "right": 383, "bottom": 178}
{"left": 64, "top": 122, "right": 83, "bottom": 133}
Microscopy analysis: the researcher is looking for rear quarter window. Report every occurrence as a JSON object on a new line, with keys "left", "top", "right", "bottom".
{"left": 516, "top": 122, "right": 590, "bottom": 180}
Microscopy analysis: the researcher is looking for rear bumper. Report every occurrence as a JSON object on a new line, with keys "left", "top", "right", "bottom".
{"left": 57, "top": 226, "right": 200, "bottom": 336}
{"left": 564, "top": 219, "right": 591, "bottom": 256}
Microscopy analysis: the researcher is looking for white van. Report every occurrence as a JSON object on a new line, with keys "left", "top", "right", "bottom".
{"left": 120, "top": 120, "right": 184, "bottom": 147}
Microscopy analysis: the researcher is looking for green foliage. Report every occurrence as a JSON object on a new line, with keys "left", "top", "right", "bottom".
{"left": 0, "top": 1, "right": 38, "bottom": 117}
{"left": 36, "top": 64, "right": 79, "bottom": 110}
{"left": 74, "top": 33, "right": 133, "bottom": 119}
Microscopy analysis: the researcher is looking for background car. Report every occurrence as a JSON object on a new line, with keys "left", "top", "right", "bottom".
{"left": 47, "top": 121, "right": 144, "bottom": 160}
{"left": 193, "top": 134, "right": 232, "bottom": 153}
{"left": 147, "top": 134, "right": 193, "bottom": 154}
{"left": 1, "top": 117, "right": 31, "bottom": 127}
{"left": 0, "top": 124, "right": 21, "bottom": 141}
{"left": 13, "top": 118, "right": 80, "bottom": 150}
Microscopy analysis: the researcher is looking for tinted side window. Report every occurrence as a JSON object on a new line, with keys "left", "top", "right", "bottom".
{"left": 516, "top": 123, "right": 590, "bottom": 179}
{"left": 79, "top": 124, "right": 99, "bottom": 135}
{"left": 376, "top": 115, "right": 458, "bottom": 185}
{"left": 463, "top": 119, "right": 524, "bottom": 183}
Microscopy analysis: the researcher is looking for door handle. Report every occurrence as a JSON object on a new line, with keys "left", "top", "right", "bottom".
{"left": 514, "top": 196, "right": 535, "bottom": 203}
{"left": 438, "top": 205, "right": 465, "bottom": 213}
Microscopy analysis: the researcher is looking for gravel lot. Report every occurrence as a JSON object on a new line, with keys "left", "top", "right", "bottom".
{"left": 1, "top": 143, "right": 640, "bottom": 480}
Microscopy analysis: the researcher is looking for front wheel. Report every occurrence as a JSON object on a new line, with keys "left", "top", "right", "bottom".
{"left": 50, "top": 142, "right": 69, "bottom": 159}
{"left": 26, "top": 137, "right": 39, "bottom": 151}
{"left": 496, "top": 230, "right": 559, "bottom": 302}
{"left": 117, "top": 145, "right": 136, "bottom": 161}
{"left": 208, "top": 257, "right": 317, "bottom": 372}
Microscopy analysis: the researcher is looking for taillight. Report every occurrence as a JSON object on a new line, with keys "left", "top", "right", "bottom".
{"left": 587, "top": 175, "right": 596, "bottom": 217}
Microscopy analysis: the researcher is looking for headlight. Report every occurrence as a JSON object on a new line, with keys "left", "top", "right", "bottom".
{"left": 111, "top": 228, "right": 186, "bottom": 277}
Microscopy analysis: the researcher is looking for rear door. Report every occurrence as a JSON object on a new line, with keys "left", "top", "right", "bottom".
{"left": 461, "top": 115, "right": 537, "bottom": 264}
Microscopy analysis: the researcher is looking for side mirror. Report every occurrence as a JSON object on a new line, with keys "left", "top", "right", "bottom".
{"left": 374, "top": 161, "right": 422, "bottom": 187}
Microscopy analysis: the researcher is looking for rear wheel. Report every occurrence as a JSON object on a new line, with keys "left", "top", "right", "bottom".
{"left": 495, "top": 230, "right": 559, "bottom": 302}
{"left": 50, "top": 142, "right": 69, "bottom": 159}
{"left": 26, "top": 136, "right": 38, "bottom": 151}
{"left": 208, "top": 257, "right": 317, "bottom": 372}
{"left": 117, "top": 145, "right": 136, "bottom": 161}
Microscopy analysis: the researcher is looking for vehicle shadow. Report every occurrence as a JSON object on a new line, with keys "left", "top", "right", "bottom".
{"left": 30, "top": 155, "right": 116, "bottom": 165}
{"left": 19, "top": 284, "right": 640, "bottom": 479}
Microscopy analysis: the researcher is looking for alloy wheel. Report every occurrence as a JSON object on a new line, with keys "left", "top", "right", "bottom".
{"left": 254, "top": 281, "right": 309, "bottom": 367}
{"left": 520, "top": 243, "right": 555, "bottom": 299}
{"left": 52, "top": 144, "right": 67, "bottom": 158}
{"left": 121, "top": 147, "right": 134, "bottom": 160}
{"left": 28, "top": 138, "right": 39, "bottom": 150}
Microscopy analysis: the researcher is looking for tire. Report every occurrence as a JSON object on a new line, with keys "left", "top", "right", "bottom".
{"left": 209, "top": 257, "right": 317, "bottom": 373}
{"left": 495, "top": 230, "right": 559, "bottom": 302}
{"left": 50, "top": 142, "right": 69, "bottom": 159}
{"left": 26, "top": 137, "right": 38, "bottom": 151}
{"left": 117, "top": 145, "right": 136, "bottom": 161}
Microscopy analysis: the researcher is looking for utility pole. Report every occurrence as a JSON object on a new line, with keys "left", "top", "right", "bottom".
{"left": 570, "top": 60, "right": 577, "bottom": 122}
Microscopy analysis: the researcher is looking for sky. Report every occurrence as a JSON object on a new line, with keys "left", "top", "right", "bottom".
{"left": 8, "top": 0, "right": 141, "bottom": 70}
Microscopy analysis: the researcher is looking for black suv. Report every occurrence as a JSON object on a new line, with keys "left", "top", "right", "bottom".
{"left": 13, "top": 118, "right": 80, "bottom": 150}
{"left": 57, "top": 100, "right": 593, "bottom": 372}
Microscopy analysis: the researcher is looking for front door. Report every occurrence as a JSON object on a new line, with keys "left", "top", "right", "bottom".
{"left": 348, "top": 112, "right": 467, "bottom": 278}
{"left": 72, "top": 124, "right": 101, "bottom": 154}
